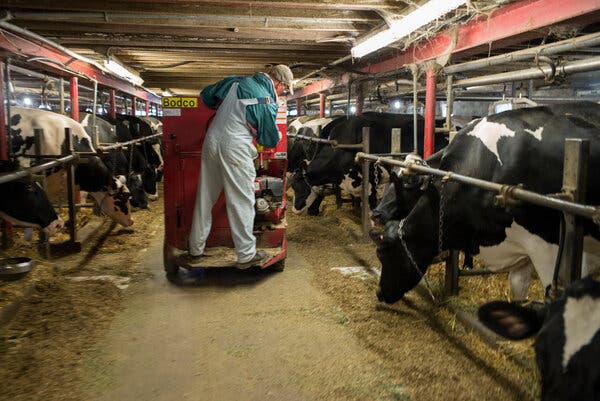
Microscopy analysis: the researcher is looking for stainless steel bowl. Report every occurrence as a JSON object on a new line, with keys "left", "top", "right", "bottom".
{"left": 0, "top": 257, "right": 34, "bottom": 280}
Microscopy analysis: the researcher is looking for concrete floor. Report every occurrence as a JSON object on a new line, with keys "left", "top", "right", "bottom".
{"left": 80, "top": 235, "right": 391, "bottom": 401}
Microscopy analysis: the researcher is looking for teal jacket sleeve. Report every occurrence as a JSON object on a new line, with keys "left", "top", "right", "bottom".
{"left": 237, "top": 74, "right": 280, "bottom": 148}
{"left": 200, "top": 76, "right": 242, "bottom": 109}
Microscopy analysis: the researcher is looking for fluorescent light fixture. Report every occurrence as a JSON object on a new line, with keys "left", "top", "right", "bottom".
{"left": 351, "top": 0, "right": 467, "bottom": 58}
{"left": 104, "top": 59, "right": 144, "bottom": 86}
{"left": 162, "top": 89, "right": 174, "bottom": 97}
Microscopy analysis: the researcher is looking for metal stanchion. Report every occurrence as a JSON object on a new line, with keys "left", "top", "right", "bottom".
{"left": 361, "top": 127, "right": 370, "bottom": 235}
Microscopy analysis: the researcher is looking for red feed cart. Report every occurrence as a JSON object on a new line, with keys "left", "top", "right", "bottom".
{"left": 161, "top": 96, "right": 288, "bottom": 276}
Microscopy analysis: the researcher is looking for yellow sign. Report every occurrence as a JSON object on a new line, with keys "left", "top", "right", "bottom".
{"left": 162, "top": 97, "right": 198, "bottom": 108}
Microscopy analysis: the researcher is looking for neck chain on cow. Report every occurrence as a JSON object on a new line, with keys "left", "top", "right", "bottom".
{"left": 396, "top": 219, "right": 437, "bottom": 302}
{"left": 438, "top": 176, "right": 449, "bottom": 255}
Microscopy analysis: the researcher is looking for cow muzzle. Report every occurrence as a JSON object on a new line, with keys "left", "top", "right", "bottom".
{"left": 43, "top": 218, "right": 65, "bottom": 237}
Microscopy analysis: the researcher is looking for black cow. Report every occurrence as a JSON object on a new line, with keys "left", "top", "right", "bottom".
{"left": 0, "top": 159, "right": 64, "bottom": 236}
{"left": 98, "top": 115, "right": 159, "bottom": 204}
{"left": 81, "top": 113, "right": 149, "bottom": 209}
{"left": 296, "top": 112, "right": 448, "bottom": 215}
{"left": 371, "top": 102, "right": 600, "bottom": 304}
{"left": 9, "top": 107, "right": 134, "bottom": 227}
{"left": 289, "top": 118, "right": 345, "bottom": 215}
{"left": 479, "top": 277, "right": 600, "bottom": 401}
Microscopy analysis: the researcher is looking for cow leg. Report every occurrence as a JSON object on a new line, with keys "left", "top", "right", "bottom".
{"left": 334, "top": 185, "right": 342, "bottom": 209}
{"left": 307, "top": 193, "right": 324, "bottom": 216}
{"left": 508, "top": 262, "right": 534, "bottom": 302}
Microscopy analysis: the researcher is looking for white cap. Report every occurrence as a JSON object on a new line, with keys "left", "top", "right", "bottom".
{"left": 267, "top": 64, "right": 294, "bottom": 94}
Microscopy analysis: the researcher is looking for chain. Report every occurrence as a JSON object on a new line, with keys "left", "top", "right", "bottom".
{"left": 396, "top": 219, "right": 436, "bottom": 302}
{"left": 438, "top": 175, "right": 450, "bottom": 255}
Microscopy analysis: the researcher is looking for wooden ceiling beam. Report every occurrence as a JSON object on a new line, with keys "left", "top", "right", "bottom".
{"left": 13, "top": 17, "right": 368, "bottom": 32}
{"left": 20, "top": 22, "right": 359, "bottom": 41}
{"left": 3, "top": 0, "right": 407, "bottom": 13}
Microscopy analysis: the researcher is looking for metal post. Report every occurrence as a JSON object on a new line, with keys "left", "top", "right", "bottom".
{"left": 361, "top": 126, "right": 371, "bottom": 235}
{"left": 132, "top": 96, "right": 137, "bottom": 116}
{"left": 391, "top": 128, "right": 401, "bottom": 155}
{"left": 356, "top": 82, "right": 364, "bottom": 116}
{"left": 145, "top": 100, "right": 150, "bottom": 116}
{"left": 109, "top": 89, "right": 116, "bottom": 118}
{"left": 64, "top": 127, "right": 78, "bottom": 245}
{"left": 424, "top": 64, "right": 437, "bottom": 158}
{"left": 1, "top": 60, "right": 13, "bottom": 249}
{"left": 411, "top": 64, "right": 419, "bottom": 154}
{"left": 34, "top": 128, "right": 50, "bottom": 258}
{"left": 3, "top": 59, "right": 11, "bottom": 159}
{"left": 91, "top": 80, "right": 98, "bottom": 148}
{"left": 446, "top": 75, "right": 454, "bottom": 136}
{"left": 70, "top": 76, "right": 79, "bottom": 122}
{"left": 319, "top": 93, "right": 325, "bottom": 118}
{"left": 445, "top": 250, "right": 460, "bottom": 295}
{"left": 59, "top": 77, "right": 65, "bottom": 114}
{"left": 560, "top": 139, "right": 589, "bottom": 284}
{"left": 296, "top": 99, "right": 302, "bottom": 116}
{"left": 0, "top": 59, "right": 7, "bottom": 161}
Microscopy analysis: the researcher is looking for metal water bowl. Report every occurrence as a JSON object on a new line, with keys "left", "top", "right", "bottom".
{"left": 0, "top": 257, "right": 34, "bottom": 281}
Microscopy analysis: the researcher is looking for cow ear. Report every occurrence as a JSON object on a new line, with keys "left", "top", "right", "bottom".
{"left": 369, "top": 229, "right": 384, "bottom": 245}
{"left": 478, "top": 301, "right": 545, "bottom": 340}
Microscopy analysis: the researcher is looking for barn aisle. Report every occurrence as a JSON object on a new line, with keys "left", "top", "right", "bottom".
{"left": 80, "top": 239, "right": 399, "bottom": 401}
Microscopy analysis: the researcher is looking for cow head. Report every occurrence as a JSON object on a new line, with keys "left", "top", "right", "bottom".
{"left": 125, "top": 173, "right": 148, "bottom": 209}
{"left": 142, "top": 166, "right": 159, "bottom": 201}
{"left": 75, "top": 156, "right": 133, "bottom": 226}
{"left": 290, "top": 169, "right": 323, "bottom": 215}
{"left": 370, "top": 169, "right": 441, "bottom": 303}
{"left": 97, "top": 177, "right": 134, "bottom": 226}
{"left": 0, "top": 178, "right": 65, "bottom": 237}
{"left": 479, "top": 277, "right": 600, "bottom": 401}
{"left": 371, "top": 154, "right": 432, "bottom": 226}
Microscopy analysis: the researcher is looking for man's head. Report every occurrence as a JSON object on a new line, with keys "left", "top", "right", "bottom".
{"left": 267, "top": 64, "right": 294, "bottom": 96}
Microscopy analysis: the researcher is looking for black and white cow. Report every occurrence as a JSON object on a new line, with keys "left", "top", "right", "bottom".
{"left": 479, "top": 277, "right": 600, "bottom": 401}
{"left": 80, "top": 113, "right": 148, "bottom": 209}
{"left": 96, "top": 116, "right": 158, "bottom": 203}
{"left": 8, "top": 107, "right": 134, "bottom": 227}
{"left": 371, "top": 102, "right": 600, "bottom": 304}
{"left": 0, "top": 159, "right": 64, "bottom": 236}
{"left": 296, "top": 112, "right": 448, "bottom": 215}
{"left": 288, "top": 117, "right": 345, "bottom": 214}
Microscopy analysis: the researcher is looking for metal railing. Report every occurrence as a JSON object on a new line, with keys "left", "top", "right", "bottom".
{"left": 356, "top": 137, "right": 596, "bottom": 295}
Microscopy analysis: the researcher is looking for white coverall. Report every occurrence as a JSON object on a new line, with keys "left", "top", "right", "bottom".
{"left": 188, "top": 83, "right": 264, "bottom": 263}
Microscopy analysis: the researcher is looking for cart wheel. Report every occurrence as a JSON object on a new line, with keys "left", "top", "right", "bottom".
{"left": 270, "top": 259, "right": 285, "bottom": 272}
{"left": 163, "top": 243, "right": 179, "bottom": 277}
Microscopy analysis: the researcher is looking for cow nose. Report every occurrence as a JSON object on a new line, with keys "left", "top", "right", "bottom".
{"left": 376, "top": 288, "right": 384, "bottom": 302}
{"left": 126, "top": 217, "right": 134, "bottom": 226}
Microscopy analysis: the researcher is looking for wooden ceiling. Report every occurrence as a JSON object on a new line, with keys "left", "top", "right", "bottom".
{"left": 2, "top": 0, "right": 412, "bottom": 96}
{"left": 1, "top": 0, "right": 599, "bottom": 103}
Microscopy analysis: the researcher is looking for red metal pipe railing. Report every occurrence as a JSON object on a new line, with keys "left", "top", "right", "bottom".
{"left": 70, "top": 76, "right": 79, "bottom": 122}
{"left": 423, "top": 65, "right": 436, "bottom": 158}
{"left": 109, "top": 89, "right": 116, "bottom": 118}
{"left": 319, "top": 93, "right": 325, "bottom": 118}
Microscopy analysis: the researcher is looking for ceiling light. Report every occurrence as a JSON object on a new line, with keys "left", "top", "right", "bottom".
{"left": 104, "top": 59, "right": 144, "bottom": 86}
{"left": 162, "top": 89, "right": 174, "bottom": 97}
{"left": 351, "top": 0, "right": 467, "bottom": 58}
